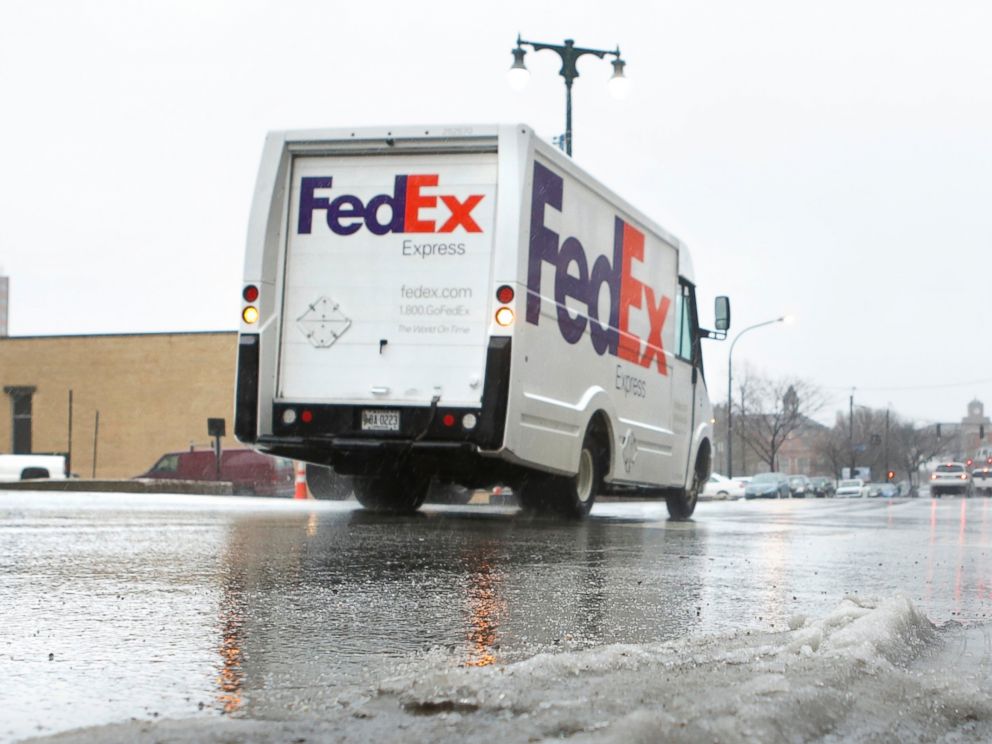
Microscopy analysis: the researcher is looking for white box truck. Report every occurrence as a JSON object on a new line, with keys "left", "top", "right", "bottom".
{"left": 234, "top": 125, "right": 730, "bottom": 518}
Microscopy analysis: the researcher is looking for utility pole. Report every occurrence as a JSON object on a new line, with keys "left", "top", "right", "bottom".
{"left": 849, "top": 390, "right": 855, "bottom": 477}
{"left": 884, "top": 407, "right": 890, "bottom": 477}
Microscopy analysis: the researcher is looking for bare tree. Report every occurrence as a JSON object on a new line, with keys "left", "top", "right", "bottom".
{"left": 814, "top": 406, "right": 947, "bottom": 487}
{"left": 892, "top": 422, "right": 944, "bottom": 490}
{"left": 813, "top": 420, "right": 849, "bottom": 478}
{"left": 735, "top": 372, "right": 826, "bottom": 472}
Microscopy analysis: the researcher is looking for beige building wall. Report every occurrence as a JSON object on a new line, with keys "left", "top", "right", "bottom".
{"left": 0, "top": 332, "right": 239, "bottom": 478}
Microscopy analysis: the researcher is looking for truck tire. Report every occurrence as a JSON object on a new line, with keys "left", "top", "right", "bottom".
{"left": 305, "top": 464, "right": 354, "bottom": 500}
{"left": 353, "top": 470, "right": 429, "bottom": 514}
{"left": 667, "top": 451, "right": 706, "bottom": 520}
{"left": 20, "top": 467, "right": 50, "bottom": 480}
{"left": 519, "top": 429, "right": 604, "bottom": 519}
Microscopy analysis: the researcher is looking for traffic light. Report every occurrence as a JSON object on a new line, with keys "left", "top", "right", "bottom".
{"left": 886, "top": 470, "right": 895, "bottom": 481}
{"left": 981, "top": 425, "right": 986, "bottom": 440}
{"left": 966, "top": 458, "right": 974, "bottom": 468}
{"left": 936, "top": 424, "right": 942, "bottom": 439}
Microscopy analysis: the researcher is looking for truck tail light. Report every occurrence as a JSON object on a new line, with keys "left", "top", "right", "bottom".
{"left": 496, "top": 285, "right": 514, "bottom": 303}
{"left": 242, "top": 306, "right": 259, "bottom": 324}
{"left": 495, "top": 307, "right": 514, "bottom": 327}
{"left": 243, "top": 285, "right": 259, "bottom": 302}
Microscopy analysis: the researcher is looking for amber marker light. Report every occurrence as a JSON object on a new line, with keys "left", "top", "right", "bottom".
{"left": 242, "top": 306, "right": 259, "bottom": 324}
{"left": 495, "top": 306, "right": 515, "bottom": 327}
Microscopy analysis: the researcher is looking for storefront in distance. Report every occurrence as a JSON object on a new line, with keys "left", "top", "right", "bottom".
{"left": 0, "top": 332, "right": 238, "bottom": 479}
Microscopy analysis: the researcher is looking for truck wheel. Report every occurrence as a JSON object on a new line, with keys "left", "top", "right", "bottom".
{"left": 353, "top": 470, "right": 429, "bottom": 514}
{"left": 667, "top": 454, "right": 705, "bottom": 520}
{"left": 305, "top": 464, "right": 354, "bottom": 500}
{"left": 20, "top": 467, "right": 50, "bottom": 480}
{"left": 519, "top": 429, "right": 604, "bottom": 519}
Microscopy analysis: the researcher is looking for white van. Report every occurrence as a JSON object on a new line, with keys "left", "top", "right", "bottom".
{"left": 234, "top": 125, "right": 729, "bottom": 518}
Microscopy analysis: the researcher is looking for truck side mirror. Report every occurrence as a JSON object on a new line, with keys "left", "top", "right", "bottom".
{"left": 714, "top": 296, "right": 731, "bottom": 331}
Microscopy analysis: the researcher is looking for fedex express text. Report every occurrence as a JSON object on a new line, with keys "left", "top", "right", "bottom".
{"left": 527, "top": 162, "right": 672, "bottom": 379}
{"left": 297, "top": 174, "right": 485, "bottom": 258}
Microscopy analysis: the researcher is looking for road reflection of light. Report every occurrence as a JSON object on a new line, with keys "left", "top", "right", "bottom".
{"left": 306, "top": 512, "right": 319, "bottom": 538}
{"left": 924, "top": 499, "right": 938, "bottom": 611}
{"left": 755, "top": 506, "right": 791, "bottom": 626}
{"left": 954, "top": 499, "right": 969, "bottom": 607}
{"left": 217, "top": 585, "right": 245, "bottom": 714}
{"left": 959, "top": 498, "right": 968, "bottom": 546}
{"left": 465, "top": 559, "right": 506, "bottom": 668}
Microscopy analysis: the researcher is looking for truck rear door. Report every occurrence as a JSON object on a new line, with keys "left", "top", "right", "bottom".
{"left": 277, "top": 150, "right": 498, "bottom": 409}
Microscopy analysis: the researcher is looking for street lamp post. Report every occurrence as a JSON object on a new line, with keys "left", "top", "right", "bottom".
{"left": 508, "top": 35, "right": 628, "bottom": 156}
{"left": 726, "top": 317, "right": 786, "bottom": 477}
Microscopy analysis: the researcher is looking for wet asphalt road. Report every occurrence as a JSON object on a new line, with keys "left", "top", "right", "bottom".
{"left": 2, "top": 491, "right": 991, "bottom": 741}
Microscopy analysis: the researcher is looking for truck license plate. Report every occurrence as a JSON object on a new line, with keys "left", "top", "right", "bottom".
{"left": 361, "top": 409, "right": 400, "bottom": 432}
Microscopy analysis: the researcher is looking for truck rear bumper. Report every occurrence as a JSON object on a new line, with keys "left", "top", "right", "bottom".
{"left": 255, "top": 435, "right": 520, "bottom": 486}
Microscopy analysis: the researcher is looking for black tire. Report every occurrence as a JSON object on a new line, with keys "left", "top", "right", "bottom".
{"left": 668, "top": 453, "right": 705, "bottom": 520}
{"left": 353, "top": 469, "right": 430, "bottom": 514}
{"left": 305, "top": 464, "right": 354, "bottom": 500}
{"left": 519, "top": 428, "right": 604, "bottom": 519}
{"left": 20, "top": 467, "right": 50, "bottom": 480}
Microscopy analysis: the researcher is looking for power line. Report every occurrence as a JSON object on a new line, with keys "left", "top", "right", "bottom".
{"left": 823, "top": 377, "right": 992, "bottom": 393}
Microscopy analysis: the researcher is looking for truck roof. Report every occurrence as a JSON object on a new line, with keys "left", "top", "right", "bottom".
{"left": 259, "top": 123, "right": 694, "bottom": 283}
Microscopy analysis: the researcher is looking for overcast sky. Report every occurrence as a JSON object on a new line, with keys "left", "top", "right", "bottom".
{"left": 1, "top": 0, "right": 989, "bottom": 425}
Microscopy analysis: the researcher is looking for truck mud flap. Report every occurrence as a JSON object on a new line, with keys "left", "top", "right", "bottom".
{"left": 235, "top": 334, "right": 260, "bottom": 443}
{"left": 476, "top": 337, "right": 511, "bottom": 449}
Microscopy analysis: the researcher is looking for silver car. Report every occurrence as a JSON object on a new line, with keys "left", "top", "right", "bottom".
{"left": 744, "top": 472, "right": 791, "bottom": 499}
{"left": 835, "top": 479, "right": 868, "bottom": 498}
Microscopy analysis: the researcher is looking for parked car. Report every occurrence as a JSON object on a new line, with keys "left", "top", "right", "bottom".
{"left": 744, "top": 472, "right": 791, "bottom": 499}
{"left": 809, "top": 476, "right": 835, "bottom": 497}
{"left": 136, "top": 449, "right": 295, "bottom": 497}
{"left": 930, "top": 462, "right": 972, "bottom": 497}
{"left": 972, "top": 467, "right": 992, "bottom": 495}
{"left": 835, "top": 479, "right": 869, "bottom": 498}
{"left": 788, "top": 474, "right": 813, "bottom": 498}
{"left": 702, "top": 473, "right": 745, "bottom": 500}
{"left": 866, "top": 482, "right": 899, "bottom": 498}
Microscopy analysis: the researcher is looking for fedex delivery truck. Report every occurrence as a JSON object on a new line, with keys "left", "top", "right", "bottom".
{"left": 234, "top": 125, "right": 730, "bottom": 519}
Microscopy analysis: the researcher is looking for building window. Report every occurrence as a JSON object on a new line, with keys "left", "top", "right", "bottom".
{"left": 5, "top": 386, "right": 36, "bottom": 454}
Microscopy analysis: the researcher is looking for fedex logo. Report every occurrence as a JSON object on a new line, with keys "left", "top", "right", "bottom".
{"left": 297, "top": 175, "right": 484, "bottom": 236}
{"left": 526, "top": 162, "right": 671, "bottom": 375}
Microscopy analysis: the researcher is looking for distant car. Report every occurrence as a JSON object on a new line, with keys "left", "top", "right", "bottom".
{"left": 866, "top": 482, "right": 899, "bottom": 498}
{"left": 136, "top": 449, "right": 295, "bottom": 497}
{"left": 835, "top": 479, "right": 868, "bottom": 498}
{"left": 808, "top": 476, "right": 835, "bottom": 497}
{"left": 0, "top": 453, "right": 69, "bottom": 482}
{"left": 930, "top": 462, "right": 972, "bottom": 497}
{"left": 702, "top": 473, "right": 745, "bottom": 500}
{"left": 788, "top": 474, "right": 813, "bottom": 498}
{"left": 744, "top": 472, "right": 791, "bottom": 499}
{"left": 972, "top": 468, "right": 992, "bottom": 495}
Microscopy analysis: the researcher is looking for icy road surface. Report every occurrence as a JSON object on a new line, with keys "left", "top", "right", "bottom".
{"left": 2, "top": 492, "right": 991, "bottom": 742}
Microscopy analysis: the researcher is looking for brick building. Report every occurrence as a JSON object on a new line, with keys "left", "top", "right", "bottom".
{"left": 0, "top": 332, "right": 238, "bottom": 478}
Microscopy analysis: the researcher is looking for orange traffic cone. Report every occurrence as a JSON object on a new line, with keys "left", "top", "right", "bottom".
{"left": 294, "top": 461, "right": 309, "bottom": 500}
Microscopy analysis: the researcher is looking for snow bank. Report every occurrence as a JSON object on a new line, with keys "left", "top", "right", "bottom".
{"left": 34, "top": 596, "right": 992, "bottom": 744}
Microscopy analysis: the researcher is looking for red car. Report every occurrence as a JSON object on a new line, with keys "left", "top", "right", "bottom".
{"left": 137, "top": 449, "right": 295, "bottom": 497}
